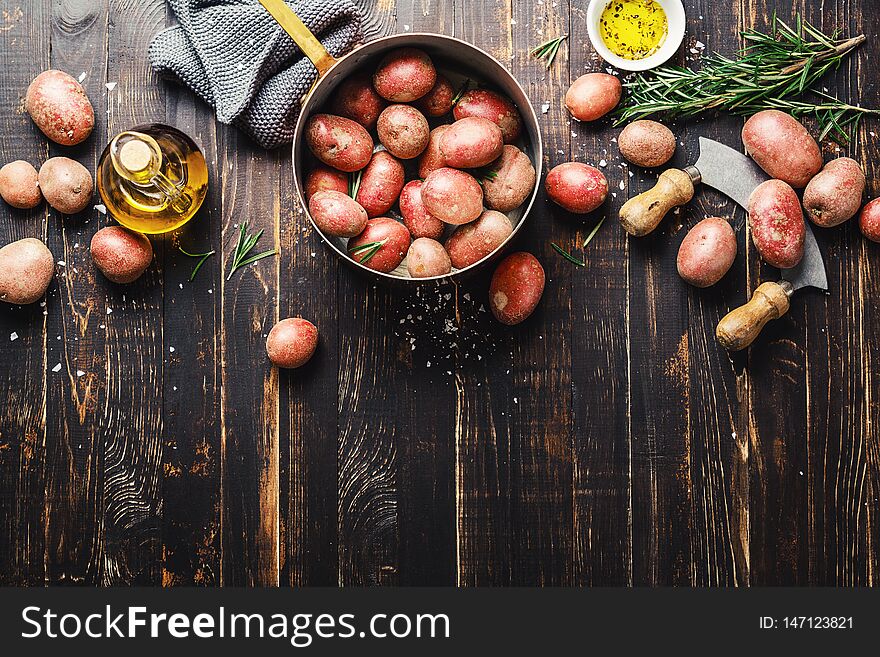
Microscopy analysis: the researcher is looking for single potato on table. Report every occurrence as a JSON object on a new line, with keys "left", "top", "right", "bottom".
{"left": 305, "top": 165, "right": 348, "bottom": 201}
{"left": 356, "top": 151, "right": 405, "bottom": 217}
{"left": 26, "top": 69, "right": 94, "bottom": 146}
{"left": 545, "top": 162, "right": 608, "bottom": 214}
{"left": 748, "top": 179, "right": 806, "bottom": 269}
{"left": 372, "top": 47, "right": 436, "bottom": 102}
{"left": 421, "top": 168, "right": 484, "bottom": 225}
{"left": 266, "top": 318, "right": 319, "bottom": 369}
{"left": 564, "top": 73, "right": 621, "bottom": 122}
{"left": 803, "top": 157, "right": 866, "bottom": 227}
{"left": 489, "top": 252, "right": 545, "bottom": 325}
{"left": 618, "top": 120, "right": 676, "bottom": 168}
{"left": 407, "top": 238, "right": 452, "bottom": 278}
{"left": 0, "top": 238, "right": 55, "bottom": 305}
{"left": 329, "top": 73, "right": 386, "bottom": 129}
{"left": 453, "top": 89, "right": 523, "bottom": 143}
{"left": 305, "top": 113, "right": 374, "bottom": 172}
{"left": 742, "top": 110, "right": 822, "bottom": 188}
{"left": 90, "top": 226, "right": 153, "bottom": 284}
{"left": 399, "top": 180, "right": 444, "bottom": 240}
{"left": 309, "top": 190, "right": 369, "bottom": 238}
{"left": 859, "top": 198, "right": 880, "bottom": 243}
{"left": 0, "top": 160, "right": 42, "bottom": 209}
{"left": 676, "top": 218, "right": 737, "bottom": 288}
{"left": 347, "top": 217, "right": 411, "bottom": 273}
{"left": 445, "top": 210, "right": 513, "bottom": 269}
{"left": 439, "top": 116, "right": 504, "bottom": 168}
{"left": 39, "top": 157, "right": 93, "bottom": 214}
{"left": 377, "top": 104, "right": 430, "bottom": 159}
{"left": 481, "top": 145, "right": 536, "bottom": 213}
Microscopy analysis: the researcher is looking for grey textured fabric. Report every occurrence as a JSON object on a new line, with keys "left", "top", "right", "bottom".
{"left": 149, "top": 0, "right": 362, "bottom": 149}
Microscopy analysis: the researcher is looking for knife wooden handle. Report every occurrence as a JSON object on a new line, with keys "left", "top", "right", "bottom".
{"left": 716, "top": 281, "right": 793, "bottom": 351}
{"left": 619, "top": 168, "right": 695, "bottom": 237}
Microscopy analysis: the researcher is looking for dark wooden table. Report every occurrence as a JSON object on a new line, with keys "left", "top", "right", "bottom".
{"left": 0, "top": 0, "right": 878, "bottom": 587}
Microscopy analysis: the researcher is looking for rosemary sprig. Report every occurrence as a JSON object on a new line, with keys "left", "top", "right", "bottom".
{"left": 582, "top": 216, "right": 605, "bottom": 248}
{"left": 451, "top": 78, "right": 471, "bottom": 106}
{"left": 348, "top": 169, "right": 363, "bottom": 199}
{"left": 531, "top": 35, "right": 568, "bottom": 68}
{"left": 551, "top": 242, "right": 585, "bottom": 267}
{"left": 615, "top": 14, "right": 876, "bottom": 143}
{"left": 178, "top": 245, "right": 215, "bottom": 282}
{"left": 227, "top": 222, "right": 277, "bottom": 280}
{"left": 471, "top": 165, "right": 499, "bottom": 182}
{"left": 348, "top": 239, "right": 387, "bottom": 264}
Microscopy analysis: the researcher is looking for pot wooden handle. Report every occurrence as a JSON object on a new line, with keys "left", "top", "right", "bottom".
{"left": 259, "top": 0, "right": 338, "bottom": 76}
{"left": 716, "top": 281, "right": 793, "bottom": 351}
{"left": 619, "top": 168, "right": 696, "bottom": 237}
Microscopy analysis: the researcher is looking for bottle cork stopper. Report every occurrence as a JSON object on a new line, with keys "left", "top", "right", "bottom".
{"left": 118, "top": 139, "right": 153, "bottom": 173}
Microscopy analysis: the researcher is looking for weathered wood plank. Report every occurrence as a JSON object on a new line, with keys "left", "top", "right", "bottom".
{"left": 0, "top": 0, "right": 51, "bottom": 586}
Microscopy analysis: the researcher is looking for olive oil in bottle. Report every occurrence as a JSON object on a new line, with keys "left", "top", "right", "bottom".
{"left": 96, "top": 124, "right": 208, "bottom": 234}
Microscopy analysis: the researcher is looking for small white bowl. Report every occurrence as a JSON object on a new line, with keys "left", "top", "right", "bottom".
{"left": 586, "top": 0, "right": 686, "bottom": 72}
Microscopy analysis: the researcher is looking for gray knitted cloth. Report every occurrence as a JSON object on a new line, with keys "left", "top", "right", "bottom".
{"left": 149, "top": 0, "right": 362, "bottom": 149}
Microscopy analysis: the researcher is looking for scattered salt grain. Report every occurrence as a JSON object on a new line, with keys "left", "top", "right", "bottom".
{"left": 52, "top": 363, "right": 61, "bottom": 373}
{"left": 10, "top": 332, "right": 19, "bottom": 341}
{"left": 76, "top": 370, "right": 85, "bottom": 377}
{"left": 619, "top": 180, "right": 625, "bottom": 190}
{"left": 57, "top": 260, "right": 66, "bottom": 267}
{"left": 106, "top": 308, "right": 113, "bottom": 315}
{"left": 94, "top": 204, "right": 107, "bottom": 214}
{"left": 541, "top": 102, "right": 550, "bottom": 114}
{"left": 105, "top": 82, "right": 117, "bottom": 91}
{"left": 78, "top": 71, "right": 86, "bottom": 82}
{"left": 169, "top": 346, "right": 175, "bottom": 353}
{"left": 599, "top": 159, "right": 607, "bottom": 167}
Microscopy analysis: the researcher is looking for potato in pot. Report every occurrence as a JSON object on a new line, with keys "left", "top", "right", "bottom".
{"left": 481, "top": 145, "right": 536, "bottom": 213}
{"left": 347, "top": 217, "right": 411, "bottom": 273}
{"left": 445, "top": 210, "right": 512, "bottom": 269}
{"left": 0, "top": 238, "right": 54, "bottom": 305}
{"left": 417, "top": 125, "right": 450, "bottom": 179}
{"left": 742, "top": 110, "right": 822, "bottom": 188}
{"left": 305, "top": 165, "right": 348, "bottom": 202}
{"left": 421, "top": 168, "right": 484, "bottom": 225}
{"left": 26, "top": 70, "right": 94, "bottom": 146}
{"left": 407, "top": 238, "right": 452, "bottom": 278}
{"left": 377, "top": 105, "right": 430, "bottom": 160}
{"left": 748, "top": 179, "right": 805, "bottom": 269}
{"left": 309, "top": 190, "right": 369, "bottom": 238}
{"left": 676, "top": 218, "right": 737, "bottom": 288}
{"left": 0, "top": 160, "right": 42, "bottom": 209}
{"left": 564, "top": 73, "right": 621, "bottom": 122}
{"left": 372, "top": 48, "right": 437, "bottom": 102}
{"left": 489, "top": 252, "right": 545, "bottom": 325}
{"left": 803, "top": 157, "right": 866, "bottom": 227}
{"left": 414, "top": 75, "right": 455, "bottom": 117}
{"left": 329, "top": 73, "right": 386, "bottom": 129}
{"left": 90, "top": 226, "right": 153, "bottom": 284}
{"left": 399, "top": 180, "right": 444, "bottom": 240}
{"left": 356, "top": 151, "right": 405, "bottom": 218}
{"left": 305, "top": 114, "right": 374, "bottom": 172}
{"left": 545, "top": 162, "right": 608, "bottom": 214}
{"left": 453, "top": 89, "right": 523, "bottom": 143}
{"left": 439, "top": 116, "right": 504, "bottom": 168}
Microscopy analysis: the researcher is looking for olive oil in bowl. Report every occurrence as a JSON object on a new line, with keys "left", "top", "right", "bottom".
{"left": 599, "top": 0, "right": 669, "bottom": 61}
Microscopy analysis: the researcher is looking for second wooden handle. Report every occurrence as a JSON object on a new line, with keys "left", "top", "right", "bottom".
{"left": 619, "top": 168, "right": 695, "bottom": 237}
{"left": 716, "top": 281, "right": 793, "bottom": 351}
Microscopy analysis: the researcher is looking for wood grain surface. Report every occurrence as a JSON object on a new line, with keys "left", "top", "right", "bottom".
{"left": 0, "top": 0, "right": 878, "bottom": 586}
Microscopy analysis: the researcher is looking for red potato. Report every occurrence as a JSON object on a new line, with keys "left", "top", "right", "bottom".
{"left": 742, "top": 110, "right": 822, "bottom": 188}
{"left": 445, "top": 209, "right": 513, "bottom": 269}
{"left": 266, "top": 318, "right": 318, "bottom": 369}
{"left": 347, "top": 217, "right": 411, "bottom": 273}
{"left": 545, "top": 162, "right": 608, "bottom": 214}
{"left": 421, "top": 168, "right": 484, "bottom": 225}
{"left": 309, "top": 190, "right": 368, "bottom": 237}
{"left": 453, "top": 89, "right": 523, "bottom": 143}
{"left": 376, "top": 104, "right": 430, "bottom": 160}
{"left": 0, "top": 238, "right": 54, "bottom": 305}
{"left": 399, "top": 180, "right": 444, "bottom": 239}
{"left": 439, "top": 116, "right": 504, "bottom": 168}
{"left": 25, "top": 70, "right": 94, "bottom": 146}
{"left": 481, "top": 145, "right": 536, "bottom": 212}
{"left": 38, "top": 157, "right": 93, "bottom": 214}
{"left": 305, "top": 113, "right": 374, "bottom": 172}
{"left": 356, "top": 151, "right": 405, "bottom": 217}
{"left": 489, "top": 252, "right": 545, "bottom": 325}
{"left": 417, "top": 125, "right": 450, "bottom": 178}
{"left": 329, "top": 73, "right": 386, "bottom": 129}
{"left": 90, "top": 226, "right": 153, "bottom": 284}
{"left": 564, "top": 73, "right": 621, "bottom": 122}
{"left": 0, "top": 160, "right": 42, "bottom": 209}
{"left": 748, "top": 179, "right": 806, "bottom": 269}
{"left": 618, "top": 120, "right": 676, "bottom": 168}
{"left": 676, "top": 218, "right": 737, "bottom": 288}
{"left": 305, "top": 165, "right": 348, "bottom": 202}
{"left": 859, "top": 198, "right": 880, "bottom": 243}
{"left": 803, "top": 157, "right": 866, "bottom": 227}
{"left": 406, "top": 238, "right": 452, "bottom": 278}
{"left": 414, "top": 75, "right": 455, "bottom": 117}
{"left": 372, "top": 48, "right": 437, "bottom": 102}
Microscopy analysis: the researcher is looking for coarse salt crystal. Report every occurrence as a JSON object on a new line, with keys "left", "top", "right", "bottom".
{"left": 10, "top": 332, "right": 19, "bottom": 341}
{"left": 541, "top": 102, "right": 550, "bottom": 114}
{"left": 77, "top": 370, "right": 85, "bottom": 377}
{"left": 95, "top": 204, "right": 107, "bottom": 214}
{"left": 106, "top": 82, "right": 117, "bottom": 91}
{"left": 52, "top": 363, "right": 61, "bottom": 373}
{"left": 78, "top": 72, "right": 86, "bottom": 82}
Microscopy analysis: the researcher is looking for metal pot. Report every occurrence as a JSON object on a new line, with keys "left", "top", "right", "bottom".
{"left": 260, "top": 0, "right": 543, "bottom": 283}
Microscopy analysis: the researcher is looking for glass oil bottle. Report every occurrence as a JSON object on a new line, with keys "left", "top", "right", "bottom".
{"left": 96, "top": 124, "right": 208, "bottom": 234}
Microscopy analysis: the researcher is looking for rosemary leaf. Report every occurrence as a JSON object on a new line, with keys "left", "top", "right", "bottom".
{"left": 551, "top": 242, "right": 585, "bottom": 267}
{"left": 348, "top": 169, "right": 363, "bottom": 199}
{"left": 227, "top": 222, "right": 277, "bottom": 280}
{"left": 582, "top": 216, "right": 605, "bottom": 249}
{"left": 451, "top": 79, "right": 471, "bottom": 106}
{"left": 178, "top": 246, "right": 216, "bottom": 282}
{"left": 348, "top": 239, "right": 387, "bottom": 264}
{"left": 531, "top": 35, "right": 568, "bottom": 68}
